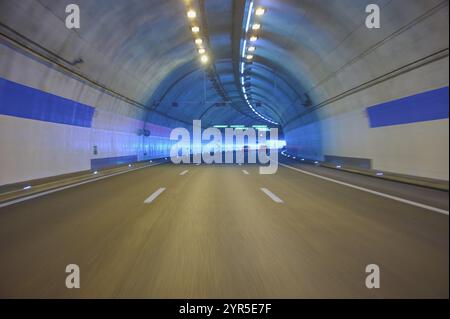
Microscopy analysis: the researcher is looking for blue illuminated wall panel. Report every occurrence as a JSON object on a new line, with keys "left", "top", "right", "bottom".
{"left": 367, "top": 87, "right": 449, "bottom": 128}
{"left": 0, "top": 77, "right": 95, "bottom": 127}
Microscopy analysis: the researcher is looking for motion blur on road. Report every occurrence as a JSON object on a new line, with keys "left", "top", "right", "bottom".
{"left": 0, "top": 0, "right": 448, "bottom": 299}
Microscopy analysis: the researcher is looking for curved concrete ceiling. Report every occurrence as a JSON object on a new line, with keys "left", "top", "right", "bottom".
{"left": 1, "top": 0, "right": 447, "bottom": 128}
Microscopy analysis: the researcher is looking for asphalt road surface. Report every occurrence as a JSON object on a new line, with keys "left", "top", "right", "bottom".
{"left": 0, "top": 161, "right": 448, "bottom": 298}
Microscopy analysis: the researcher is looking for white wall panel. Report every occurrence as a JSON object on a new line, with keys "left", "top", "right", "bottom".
{"left": 0, "top": 115, "right": 91, "bottom": 185}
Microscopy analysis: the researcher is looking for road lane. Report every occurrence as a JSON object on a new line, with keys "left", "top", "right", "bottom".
{"left": 279, "top": 160, "right": 449, "bottom": 211}
{"left": 0, "top": 163, "right": 199, "bottom": 297}
{"left": 0, "top": 162, "right": 165, "bottom": 208}
{"left": 242, "top": 164, "right": 449, "bottom": 298}
{"left": 280, "top": 163, "right": 448, "bottom": 215}
{"left": 0, "top": 163, "right": 448, "bottom": 298}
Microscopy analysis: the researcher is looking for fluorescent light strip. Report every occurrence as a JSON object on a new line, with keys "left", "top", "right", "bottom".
{"left": 245, "top": 1, "right": 254, "bottom": 33}
{"left": 242, "top": 39, "right": 247, "bottom": 58}
{"left": 242, "top": 1, "right": 253, "bottom": 59}
{"left": 245, "top": 95, "right": 278, "bottom": 124}
{"left": 239, "top": 0, "right": 279, "bottom": 125}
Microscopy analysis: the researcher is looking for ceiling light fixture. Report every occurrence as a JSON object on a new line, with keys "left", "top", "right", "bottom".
{"left": 248, "top": 46, "right": 256, "bottom": 52}
{"left": 195, "top": 38, "right": 203, "bottom": 45}
{"left": 187, "top": 9, "right": 197, "bottom": 19}
{"left": 191, "top": 26, "right": 200, "bottom": 33}
{"left": 250, "top": 36, "right": 258, "bottom": 42}
{"left": 198, "top": 48, "right": 206, "bottom": 54}
{"left": 255, "top": 7, "right": 266, "bottom": 16}
{"left": 252, "top": 23, "right": 261, "bottom": 30}
{"left": 200, "top": 55, "right": 209, "bottom": 64}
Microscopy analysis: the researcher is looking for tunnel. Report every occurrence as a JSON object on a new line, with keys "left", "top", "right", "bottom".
{"left": 0, "top": 0, "right": 448, "bottom": 299}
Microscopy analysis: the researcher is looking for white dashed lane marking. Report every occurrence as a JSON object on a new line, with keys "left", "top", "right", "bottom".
{"left": 144, "top": 188, "right": 166, "bottom": 204}
{"left": 260, "top": 188, "right": 284, "bottom": 203}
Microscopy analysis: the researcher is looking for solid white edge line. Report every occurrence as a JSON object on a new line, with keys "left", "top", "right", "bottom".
{"left": 144, "top": 187, "right": 166, "bottom": 204}
{"left": 242, "top": 170, "right": 250, "bottom": 175}
{"left": 0, "top": 162, "right": 164, "bottom": 208}
{"left": 260, "top": 188, "right": 284, "bottom": 203}
{"left": 280, "top": 163, "right": 449, "bottom": 216}
{"left": 179, "top": 170, "right": 189, "bottom": 176}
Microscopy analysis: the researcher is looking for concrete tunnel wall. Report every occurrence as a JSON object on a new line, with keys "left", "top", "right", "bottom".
{"left": 0, "top": 0, "right": 449, "bottom": 186}
{"left": 0, "top": 42, "right": 181, "bottom": 186}
{"left": 280, "top": 0, "right": 449, "bottom": 180}
{"left": 0, "top": 0, "right": 196, "bottom": 186}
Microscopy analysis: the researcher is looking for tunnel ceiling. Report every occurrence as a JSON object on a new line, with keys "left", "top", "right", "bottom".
{"left": 0, "top": 0, "right": 444, "bottom": 128}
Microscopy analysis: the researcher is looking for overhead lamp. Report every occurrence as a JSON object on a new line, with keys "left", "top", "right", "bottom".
{"left": 255, "top": 7, "right": 266, "bottom": 16}
{"left": 198, "top": 48, "right": 206, "bottom": 54}
{"left": 252, "top": 23, "right": 261, "bottom": 30}
{"left": 246, "top": 54, "right": 254, "bottom": 60}
{"left": 200, "top": 54, "right": 209, "bottom": 64}
{"left": 191, "top": 26, "right": 200, "bottom": 33}
{"left": 187, "top": 9, "right": 197, "bottom": 19}
{"left": 195, "top": 38, "right": 203, "bottom": 45}
{"left": 248, "top": 46, "right": 256, "bottom": 52}
{"left": 250, "top": 36, "right": 258, "bottom": 42}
